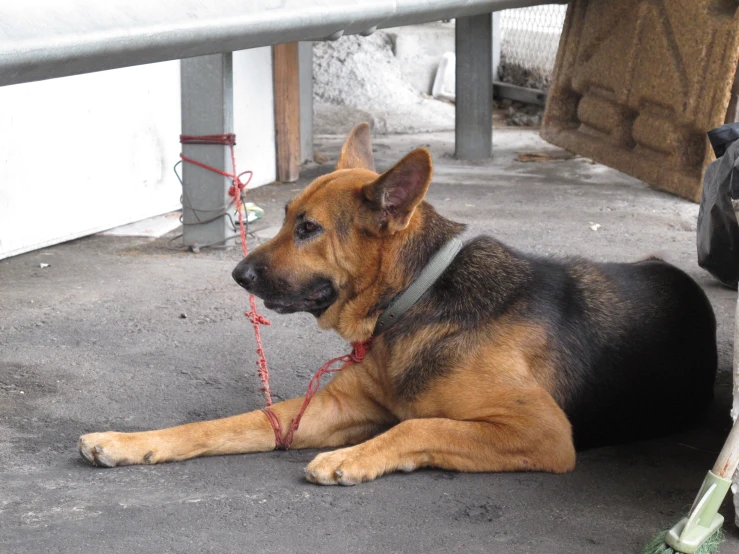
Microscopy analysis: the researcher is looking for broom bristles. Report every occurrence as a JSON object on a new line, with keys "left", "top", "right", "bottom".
{"left": 641, "top": 528, "right": 724, "bottom": 554}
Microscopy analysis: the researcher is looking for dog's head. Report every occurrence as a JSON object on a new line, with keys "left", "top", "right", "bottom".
{"left": 232, "top": 123, "right": 433, "bottom": 328}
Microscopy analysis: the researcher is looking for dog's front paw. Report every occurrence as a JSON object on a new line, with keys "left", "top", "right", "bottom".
{"left": 305, "top": 446, "right": 385, "bottom": 486}
{"left": 78, "top": 432, "right": 155, "bottom": 468}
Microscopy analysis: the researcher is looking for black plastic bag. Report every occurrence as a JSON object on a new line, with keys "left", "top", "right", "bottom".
{"left": 697, "top": 122, "right": 739, "bottom": 289}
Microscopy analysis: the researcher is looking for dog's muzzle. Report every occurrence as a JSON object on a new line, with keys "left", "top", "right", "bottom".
{"left": 232, "top": 258, "right": 337, "bottom": 316}
{"left": 232, "top": 258, "right": 260, "bottom": 291}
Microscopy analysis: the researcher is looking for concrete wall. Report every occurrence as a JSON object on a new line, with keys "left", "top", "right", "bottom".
{"left": 0, "top": 48, "right": 274, "bottom": 260}
{"left": 386, "top": 22, "right": 456, "bottom": 96}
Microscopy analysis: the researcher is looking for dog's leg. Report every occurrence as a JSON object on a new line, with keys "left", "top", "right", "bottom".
{"left": 78, "top": 369, "right": 393, "bottom": 467}
{"left": 305, "top": 386, "right": 576, "bottom": 485}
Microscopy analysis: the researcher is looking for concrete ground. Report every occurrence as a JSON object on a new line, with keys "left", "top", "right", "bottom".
{"left": 2, "top": 129, "right": 739, "bottom": 553}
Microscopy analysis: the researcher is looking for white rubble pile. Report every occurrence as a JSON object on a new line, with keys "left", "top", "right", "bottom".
{"left": 313, "top": 32, "right": 455, "bottom": 135}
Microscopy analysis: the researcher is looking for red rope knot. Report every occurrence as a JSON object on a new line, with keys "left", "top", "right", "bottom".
{"left": 180, "top": 133, "right": 237, "bottom": 146}
{"left": 245, "top": 311, "right": 271, "bottom": 326}
{"left": 228, "top": 183, "right": 241, "bottom": 199}
{"left": 261, "top": 408, "right": 284, "bottom": 448}
{"left": 349, "top": 338, "right": 373, "bottom": 363}
{"left": 228, "top": 170, "right": 253, "bottom": 202}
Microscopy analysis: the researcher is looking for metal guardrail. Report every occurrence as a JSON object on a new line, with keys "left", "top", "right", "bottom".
{"left": 0, "top": 0, "right": 552, "bottom": 87}
{"left": 1, "top": 0, "right": 558, "bottom": 248}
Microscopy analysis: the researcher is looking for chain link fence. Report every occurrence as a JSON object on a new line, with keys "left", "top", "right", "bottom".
{"left": 499, "top": 4, "right": 567, "bottom": 91}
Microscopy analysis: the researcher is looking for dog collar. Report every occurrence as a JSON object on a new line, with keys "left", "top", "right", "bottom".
{"left": 372, "top": 236, "right": 463, "bottom": 337}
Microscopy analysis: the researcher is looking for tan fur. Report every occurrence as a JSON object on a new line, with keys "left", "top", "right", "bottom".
{"left": 336, "top": 122, "right": 375, "bottom": 172}
{"left": 78, "top": 124, "right": 576, "bottom": 483}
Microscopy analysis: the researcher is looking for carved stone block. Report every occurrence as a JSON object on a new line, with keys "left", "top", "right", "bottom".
{"left": 541, "top": 0, "right": 739, "bottom": 202}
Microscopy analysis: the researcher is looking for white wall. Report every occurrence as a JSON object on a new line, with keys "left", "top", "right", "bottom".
{"left": 234, "top": 48, "right": 276, "bottom": 187}
{"left": 0, "top": 48, "right": 275, "bottom": 260}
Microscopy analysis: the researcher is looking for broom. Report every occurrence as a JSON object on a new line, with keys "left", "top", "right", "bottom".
{"left": 641, "top": 420, "right": 739, "bottom": 553}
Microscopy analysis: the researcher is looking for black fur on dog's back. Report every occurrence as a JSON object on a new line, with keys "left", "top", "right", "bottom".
{"left": 382, "top": 203, "right": 717, "bottom": 450}
{"left": 527, "top": 256, "right": 716, "bottom": 449}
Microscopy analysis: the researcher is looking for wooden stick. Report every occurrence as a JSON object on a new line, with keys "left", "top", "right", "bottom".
{"left": 713, "top": 420, "right": 739, "bottom": 479}
{"left": 272, "top": 42, "right": 301, "bottom": 183}
{"left": 724, "top": 60, "right": 739, "bottom": 124}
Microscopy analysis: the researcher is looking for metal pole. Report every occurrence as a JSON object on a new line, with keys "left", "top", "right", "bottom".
{"left": 492, "top": 12, "right": 501, "bottom": 82}
{"left": 180, "top": 53, "right": 234, "bottom": 247}
{"left": 455, "top": 13, "right": 493, "bottom": 160}
{"left": 299, "top": 41, "right": 314, "bottom": 164}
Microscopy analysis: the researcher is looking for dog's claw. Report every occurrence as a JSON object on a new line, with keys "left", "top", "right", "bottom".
{"left": 304, "top": 465, "right": 342, "bottom": 485}
{"left": 78, "top": 441, "right": 96, "bottom": 466}
{"left": 335, "top": 469, "right": 356, "bottom": 486}
{"left": 78, "top": 433, "right": 127, "bottom": 468}
{"left": 335, "top": 469, "right": 358, "bottom": 486}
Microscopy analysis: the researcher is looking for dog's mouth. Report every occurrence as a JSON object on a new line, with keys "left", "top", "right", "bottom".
{"left": 232, "top": 257, "right": 338, "bottom": 317}
{"left": 261, "top": 280, "right": 338, "bottom": 317}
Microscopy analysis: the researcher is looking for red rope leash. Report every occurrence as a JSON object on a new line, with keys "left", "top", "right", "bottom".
{"left": 179, "top": 133, "right": 372, "bottom": 450}
{"left": 180, "top": 133, "right": 273, "bottom": 405}
{"left": 263, "top": 338, "right": 372, "bottom": 450}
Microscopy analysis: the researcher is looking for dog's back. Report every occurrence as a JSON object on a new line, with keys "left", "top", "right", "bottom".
{"left": 526, "top": 255, "right": 717, "bottom": 448}
{"left": 430, "top": 236, "right": 718, "bottom": 449}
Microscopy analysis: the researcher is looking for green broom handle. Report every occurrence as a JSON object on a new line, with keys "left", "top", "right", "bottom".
{"left": 712, "top": 419, "right": 739, "bottom": 479}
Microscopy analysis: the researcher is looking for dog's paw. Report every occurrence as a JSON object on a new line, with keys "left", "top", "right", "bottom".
{"left": 78, "top": 432, "right": 154, "bottom": 468}
{"left": 304, "top": 446, "right": 385, "bottom": 486}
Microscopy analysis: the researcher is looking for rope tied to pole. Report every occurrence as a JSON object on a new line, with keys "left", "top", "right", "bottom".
{"left": 179, "top": 133, "right": 372, "bottom": 450}
{"left": 180, "top": 133, "right": 272, "bottom": 405}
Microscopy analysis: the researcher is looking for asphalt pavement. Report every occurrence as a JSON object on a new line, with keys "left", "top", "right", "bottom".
{"left": 2, "top": 129, "right": 738, "bottom": 553}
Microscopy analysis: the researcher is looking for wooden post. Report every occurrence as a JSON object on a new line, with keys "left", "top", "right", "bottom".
{"left": 273, "top": 42, "right": 301, "bottom": 182}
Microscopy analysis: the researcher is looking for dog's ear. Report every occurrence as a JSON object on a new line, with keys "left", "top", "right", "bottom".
{"left": 361, "top": 148, "right": 432, "bottom": 234}
{"left": 336, "top": 122, "right": 375, "bottom": 171}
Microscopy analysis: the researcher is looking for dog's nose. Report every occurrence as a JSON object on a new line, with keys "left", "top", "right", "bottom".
{"left": 232, "top": 261, "right": 258, "bottom": 290}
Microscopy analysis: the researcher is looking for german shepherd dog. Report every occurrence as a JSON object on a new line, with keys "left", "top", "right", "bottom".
{"left": 79, "top": 123, "right": 717, "bottom": 484}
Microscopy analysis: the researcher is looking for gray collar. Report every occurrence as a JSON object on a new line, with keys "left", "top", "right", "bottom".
{"left": 372, "top": 236, "right": 463, "bottom": 337}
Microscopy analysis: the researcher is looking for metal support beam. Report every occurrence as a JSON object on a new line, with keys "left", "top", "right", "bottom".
{"left": 1, "top": 1, "right": 556, "bottom": 88}
{"left": 180, "top": 53, "right": 234, "bottom": 247}
{"left": 455, "top": 13, "right": 493, "bottom": 160}
{"left": 299, "top": 41, "right": 314, "bottom": 164}
{"left": 492, "top": 12, "right": 501, "bottom": 82}
{"left": 494, "top": 81, "right": 547, "bottom": 106}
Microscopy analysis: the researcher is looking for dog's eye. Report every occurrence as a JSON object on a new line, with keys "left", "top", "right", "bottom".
{"left": 295, "top": 220, "right": 322, "bottom": 241}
